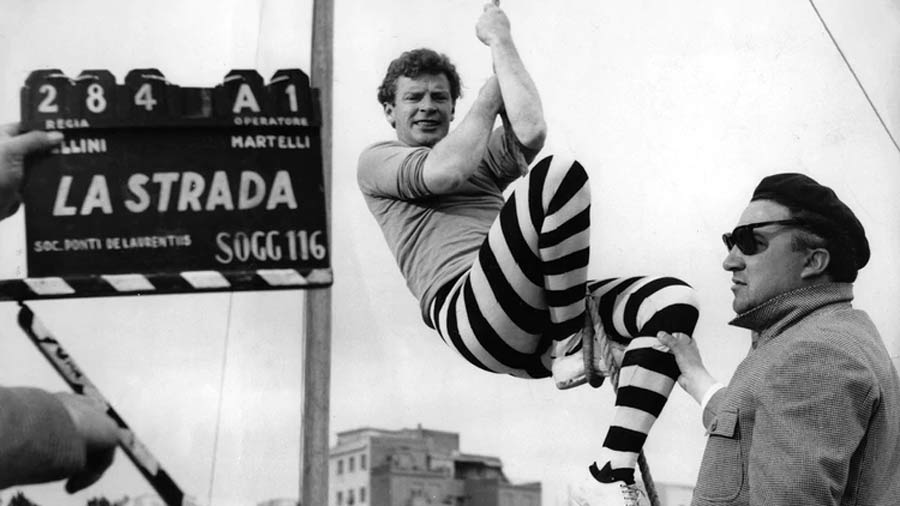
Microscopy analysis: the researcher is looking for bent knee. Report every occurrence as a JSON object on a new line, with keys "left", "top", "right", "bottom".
{"left": 532, "top": 154, "right": 588, "bottom": 183}
{"left": 636, "top": 277, "right": 700, "bottom": 336}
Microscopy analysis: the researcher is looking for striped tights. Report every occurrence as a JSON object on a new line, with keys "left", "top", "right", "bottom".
{"left": 428, "top": 155, "right": 699, "bottom": 484}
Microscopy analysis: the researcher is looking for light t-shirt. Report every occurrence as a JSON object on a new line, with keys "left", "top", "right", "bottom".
{"left": 357, "top": 126, "right": 536, "bottom": 324}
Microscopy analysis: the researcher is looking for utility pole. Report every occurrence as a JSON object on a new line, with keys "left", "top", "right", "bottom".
{"left": 302, "top": 0, "right": 333, "bottom": 505}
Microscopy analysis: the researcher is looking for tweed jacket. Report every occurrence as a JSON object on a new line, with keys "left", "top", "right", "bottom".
{"left": 692, "top": 283, "right": 900, "bottom": 506}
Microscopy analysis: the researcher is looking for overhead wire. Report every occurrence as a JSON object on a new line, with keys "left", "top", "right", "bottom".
{"left": 808, "top": 0, "right": 900, "bottom": 156}
{"left": 207, "top": 3, "right": 269, "bottom": 502}
{"left": 207, "top": 292, "right": 235, "bottom": 506}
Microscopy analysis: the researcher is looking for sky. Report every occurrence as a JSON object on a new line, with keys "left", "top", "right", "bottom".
{"left": 0, "top": 1, "right": 898, "bottom": 505}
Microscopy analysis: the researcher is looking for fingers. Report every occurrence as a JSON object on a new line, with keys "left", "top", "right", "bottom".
{"left": 476, "top": 2, "right": 510, "bottom": 46}
{"left": 0, "top": 166, "right": 24, "bottom": 220}
{"left": 657, "top": 330, "right": 690, "bottom": 347}
{"left": 657, "top": 330, "right": 676, "bottom": 348}
{"left": 65, "top": 447, "right": 116, "bottom": 493}
{"left": 57, "top": 393, "right": 119, "bottom": 493}
{"left": 483, "top": 1, "right": 502, "bottom": 14}
{"left": 1, "top": 200, "right": 21, "bottom": 219}
{"left": 0, "top": 129, "right": 64, "bottom": 220}
{"left": 0, "top": 122, "right": 23, "bottom": 137}
{"left": 2, "top": 130, "right": 64, "bottom": 157}
{"left": 70, "top": 391, "right": 107, "bottom": 412}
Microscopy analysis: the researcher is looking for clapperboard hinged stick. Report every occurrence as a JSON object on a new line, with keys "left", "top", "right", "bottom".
{"left": 6, "top": 68, "right": 332, "bottom": 505}
{"left": 17, "top": 303, "right": 198, "bottom": 506}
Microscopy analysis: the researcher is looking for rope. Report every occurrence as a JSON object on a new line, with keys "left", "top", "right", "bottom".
{"left": 586, "top": 294, "right": 662, "bottom": 506}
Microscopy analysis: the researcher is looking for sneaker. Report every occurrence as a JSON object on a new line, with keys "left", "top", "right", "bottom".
{"left": 553, "top": 294, "right": 631, "bottom": 390}
{"left": 567, "top": 477, "right": 647, "bottom": 506}
{"left": 619, "top": 482, "right": 647, "bottom": 506}
{"left": 552, "top": 330, "right": 603, "bottom": 389}
{"left": 552, "top": 315, "right": 614, "bottom": 389}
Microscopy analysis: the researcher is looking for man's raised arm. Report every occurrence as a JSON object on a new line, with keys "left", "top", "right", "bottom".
{"left": 423, "top": 76, "right": 503, "bottom": 194}
{"left": 477, "top": 2, "right": 546, "bottom": 151}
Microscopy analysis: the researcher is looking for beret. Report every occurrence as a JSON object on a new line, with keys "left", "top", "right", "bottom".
{"left": 752, "top": 172, "right": 869, "bottom": 271}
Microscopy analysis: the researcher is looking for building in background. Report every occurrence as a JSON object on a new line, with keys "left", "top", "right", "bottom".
{"left": 330, "top": 426, "right": 541, "bottom": 506}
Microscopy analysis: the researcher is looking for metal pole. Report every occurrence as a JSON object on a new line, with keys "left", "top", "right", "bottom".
{"left": 302, "top": 0, "right": 333, "bottom": 505}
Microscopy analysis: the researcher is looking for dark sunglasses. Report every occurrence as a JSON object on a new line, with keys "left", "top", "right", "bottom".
{"left": 722, "top": 219, "right": 805, "bottom": 255}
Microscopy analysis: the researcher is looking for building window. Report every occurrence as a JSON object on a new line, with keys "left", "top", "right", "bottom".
{"left": 361, "top": 454, "right": 367, "bottom": 470}
{"left": 348, "top": 489, "right": 355, "bottom": 505}
{"left": 337, "top": 459, "right": 343, "bottom": 475}
{"left": 337, "top": 491, "right": 343, "bottom": 506}
{"left": 360, "top": 486, "right": 366, "bottom": 503}
{"left": 349, "top": 455, "right": 355, "bottom": 472}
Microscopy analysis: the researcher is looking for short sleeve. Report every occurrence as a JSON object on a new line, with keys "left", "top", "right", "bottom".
{"left": 482, "top": 126, "right": 539, "bottom": 189}
{"left": 358, "top": 141, "right": 432, "bottom": 200}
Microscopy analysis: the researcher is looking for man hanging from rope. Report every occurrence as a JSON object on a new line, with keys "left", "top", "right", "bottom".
{"left": 357, "top": 3, "right": 699, "bottom": 502}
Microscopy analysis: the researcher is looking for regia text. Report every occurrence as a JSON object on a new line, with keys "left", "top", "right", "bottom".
{"left": 44, "top": 118, "right": 90, "bottom": 130}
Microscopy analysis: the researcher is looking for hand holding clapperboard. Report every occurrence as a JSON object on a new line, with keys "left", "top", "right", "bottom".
{"left": 11, "top": 68, "right": 330, "bottom": 505}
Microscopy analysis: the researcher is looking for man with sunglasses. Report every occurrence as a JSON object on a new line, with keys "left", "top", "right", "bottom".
{"left": 659, "top": 173, "right": 900, "bottom": 505}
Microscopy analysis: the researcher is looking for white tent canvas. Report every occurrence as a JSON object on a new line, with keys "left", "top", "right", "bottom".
{"left": 0, "top": 1, "right": 897, "bottom": 505}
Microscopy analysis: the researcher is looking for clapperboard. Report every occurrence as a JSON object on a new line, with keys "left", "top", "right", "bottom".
{"left": 3, "top": 68, "right": 332, "bottom": 505}
{"left": 0, "top": 68, "right": 331, "bottom": 300}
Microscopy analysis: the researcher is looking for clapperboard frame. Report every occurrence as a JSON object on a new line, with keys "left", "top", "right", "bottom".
{"left": 4, "top": 67, "right": 330, "bottom": 299}
{"left": 2, "top": 67, "right": 332, "bottom": 506}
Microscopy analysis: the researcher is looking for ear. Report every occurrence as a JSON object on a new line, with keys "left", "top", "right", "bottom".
{"left": 382, "top": 102, "right": 396, "bottom": 129}
{"left": 450, "top": 103, "right": 456, "bottom": 122}
{"left": 800, "top": 248, "right": 831, "bottom": 279}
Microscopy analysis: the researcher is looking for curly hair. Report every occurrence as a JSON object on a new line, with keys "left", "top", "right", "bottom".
{"left": 377, "top": 48, "right": 462, "bottom": 105}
